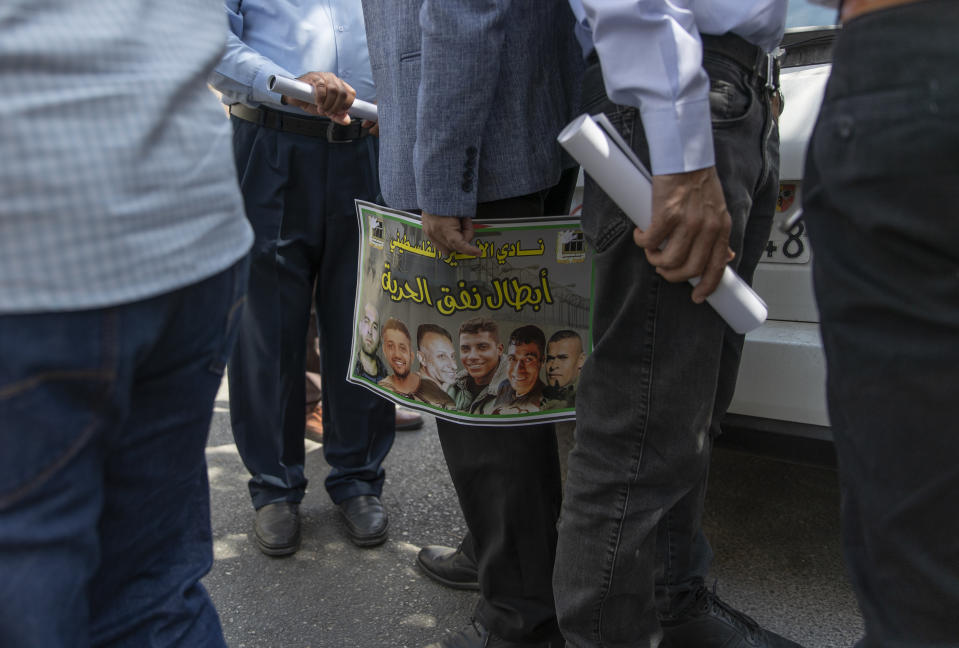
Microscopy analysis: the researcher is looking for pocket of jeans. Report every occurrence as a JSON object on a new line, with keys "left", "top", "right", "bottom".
{"left": 703, "top": 55, "right": 754, "bottom": 129}
{"left": 808, "top": 83, "right": 959, "bottom": 246}
{"left": 207, "top": 256, "right": 250, "bottom": 376}
{"left": 813, "top": 84, "right": 951, "bottom": 181}
{"left": 580, "top": 106, "right": 636, "bottom": 254}
{"left": 579, "top": 62, "right": 608, "bottom": 115}
{"left": 709, "top": 79, "right": 753, "bottom": 126}
{"left": 0, "top": 314, "right": 113, "bottom": 508}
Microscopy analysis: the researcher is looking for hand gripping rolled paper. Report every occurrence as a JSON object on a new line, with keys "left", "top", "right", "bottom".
{"left": 268, "top": 75, "right": 378, "bottom": 122}
{"left": 557, "top": 113, "right": 767, "bottom": 334}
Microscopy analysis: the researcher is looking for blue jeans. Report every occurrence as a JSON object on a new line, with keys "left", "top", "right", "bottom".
{"left": 803, "top": 3, "right": 959, "bottom": 646}
{"left": 0, "top": 258, "right": 248, "bottom": 647}
{"left": 554, "top": 51, "right": 779, "bottom": 647}
{"left": 227, "top": 118, "right": 395, "bottom": 508}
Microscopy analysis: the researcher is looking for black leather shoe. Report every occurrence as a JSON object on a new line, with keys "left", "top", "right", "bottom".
{"left": 425, "top": 619, "right": 563, "bottom": 648}
{"left": 253, "top": 502, "right": 300, "bottom": 557}
{"left": 417, "top": 544, "right": 479, "bottom": 590}
{"left": 661, "top": 586, "right": 804, "bottom": 648}
{"left": 338, "top": 495, "right": 388, "bottom": 547}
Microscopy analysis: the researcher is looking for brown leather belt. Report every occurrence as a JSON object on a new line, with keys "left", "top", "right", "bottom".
{"left": 841, "top": 0, "right": 928, "bottom": 22}
{"left": 228, "top": 103, "right": 369, "bottom": 143}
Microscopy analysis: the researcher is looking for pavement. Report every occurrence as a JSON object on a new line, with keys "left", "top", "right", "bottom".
{"left": 203, "top": 380, "right": 864, "bottom": 648}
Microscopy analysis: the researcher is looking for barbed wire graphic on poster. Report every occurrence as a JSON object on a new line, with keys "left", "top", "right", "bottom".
{"left": 348, "top": 200, "right": 593, "bottom": 426}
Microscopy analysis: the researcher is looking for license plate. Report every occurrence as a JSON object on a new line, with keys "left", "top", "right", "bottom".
{"left": 760, "top": 183, "right": 810, "bottom": 264}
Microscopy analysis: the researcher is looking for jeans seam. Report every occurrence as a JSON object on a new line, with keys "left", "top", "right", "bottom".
{"left": 0, "top": 310, "right": 118, "bottom": 510}
{"left": 0, "top": 369, "right": 112, "bottom": 400}
{"left": 595, "top": 217, "right": 626, "bottom": 252}
{"left": 592, "top": 272, "right": 660, "bottom": 646}
{"left": 662, "top": 508, "right": 674, "bottom": 608}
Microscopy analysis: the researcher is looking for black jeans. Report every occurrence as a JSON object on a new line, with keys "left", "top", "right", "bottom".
{"left": 803, "top": 2, "right": 959, "bottom": 646}
{"left": 436, "top": 190, "right": 568, "bottom": 642}
{"left": 554, "top": 50, "right": 779, "bottom": 646}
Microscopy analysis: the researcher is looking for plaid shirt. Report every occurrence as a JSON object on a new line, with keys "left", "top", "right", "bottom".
{"left": 0, "top": 0, "right": 251, "bottom": 313}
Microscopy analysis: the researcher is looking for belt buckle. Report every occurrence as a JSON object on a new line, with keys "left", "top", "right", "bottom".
{"left": 765, "top": 47, "right": 784, "bottom": 91}
{"left": 325, "top": 121, "right": 355, "bottom": 144}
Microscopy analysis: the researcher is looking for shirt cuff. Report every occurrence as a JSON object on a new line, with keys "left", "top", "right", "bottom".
{"left": 640, "top": 97, "right": 715, "bottom": 175}
{"left": 252, "top": 62, "right": 291, "bottom": 107}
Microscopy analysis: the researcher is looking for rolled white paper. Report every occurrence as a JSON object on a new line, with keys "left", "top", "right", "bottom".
{"left": 268, "top": 75, "right": 378, "bottom": 122}
{"left": 557, "top": 113, "right": 768, "bottom": 334}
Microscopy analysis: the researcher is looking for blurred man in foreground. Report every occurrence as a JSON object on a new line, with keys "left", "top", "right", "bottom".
{"left": 0, "top": 1, "right": 252, "bottom": 644}
{"left": 804, "top": 1, "right": 959, "bottom": 645}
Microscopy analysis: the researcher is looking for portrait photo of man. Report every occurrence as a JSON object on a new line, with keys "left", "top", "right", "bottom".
{"left": 448, "top": 317, "right": 508, "bottom": 414}
{"left": 541, "top": 329, "right": 586, "bottom": 410}
{"left": 355, "top": 302, "right": 388, "bottom": 383}
{"left": 378, "top": 318, "right": 419, "bottom": 397}
{"left": 492, "top": 325, "right": 547, "bottom": 415}
{"left": 415, "top": 324, "right": 457, "bottom": 408}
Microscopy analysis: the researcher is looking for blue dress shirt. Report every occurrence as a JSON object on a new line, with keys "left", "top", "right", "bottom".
{"left": 211, "top": 0, "right": 376, "bottom": 113}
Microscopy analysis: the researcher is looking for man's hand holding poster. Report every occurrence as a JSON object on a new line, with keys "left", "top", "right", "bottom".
{"left": 348, "top": 201, "right": 593, "bottom": 425}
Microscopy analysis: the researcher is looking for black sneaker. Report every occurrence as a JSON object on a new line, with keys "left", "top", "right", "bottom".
{"left": 661, "top": 585, "right": 804, "bottom": 648}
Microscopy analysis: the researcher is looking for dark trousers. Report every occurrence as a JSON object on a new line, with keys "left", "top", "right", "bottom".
{"left": 228, "top": 117, "right": 395, "bottom": 508}
{"left": 554, "top": 53, "right": 779, "bottom": 646}
{"left": 305, "top": 305, "right": 322, "bottom": 408}
{"left": 803, "top": 3, "right": 959, "bottom": 645}
{"left": 436, "top": 190, "right": 569, "bottom": 642}
{"left": 0, "top": 258, "right": 248, "bottom": 647}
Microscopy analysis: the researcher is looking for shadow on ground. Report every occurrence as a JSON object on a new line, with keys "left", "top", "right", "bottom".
{"left": 204, "top": 401, "right": 862, "bottom": 648}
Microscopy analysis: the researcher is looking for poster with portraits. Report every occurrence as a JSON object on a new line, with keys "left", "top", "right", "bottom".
{"left": 348, "top": 200, "right": 593, "bottom": 426}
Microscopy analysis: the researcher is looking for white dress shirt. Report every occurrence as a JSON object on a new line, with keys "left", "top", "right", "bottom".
{"left": 573, "top": 0, "right": 787, "bottom": 175}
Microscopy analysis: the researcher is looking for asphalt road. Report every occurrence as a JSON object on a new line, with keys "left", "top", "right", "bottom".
{"left": 203, "top": 383, "right": 864, "bottom": 648}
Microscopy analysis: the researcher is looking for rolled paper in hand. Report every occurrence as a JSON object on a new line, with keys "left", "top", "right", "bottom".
{"left": 268, "top": 75, "right": 378, "bottom": 122}
{"left": 557, "top": 113, "right": 768, "bottom": 334}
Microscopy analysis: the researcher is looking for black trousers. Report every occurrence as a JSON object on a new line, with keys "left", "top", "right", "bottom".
{"left": 438, "top": 420, "right": 561, "bottom": 641}
{"left": 803, "top": 3, "right": 959, "bottom": 646}
{"left": 436, "top": 185, "right": 574, "bottom": 642}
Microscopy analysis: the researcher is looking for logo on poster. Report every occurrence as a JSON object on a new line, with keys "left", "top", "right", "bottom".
{"left": 366, "top": 210, "right": 385, "bottom": 249}
{"left": 556, "top": 230, "right": 586, "bottom": 264}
